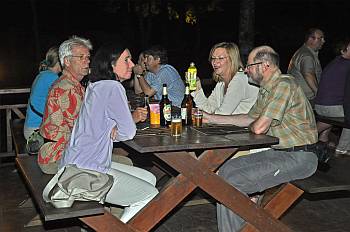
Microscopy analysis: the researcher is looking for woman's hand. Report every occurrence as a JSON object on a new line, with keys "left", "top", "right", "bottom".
{"left": 110, "top": 127, "right": 118, "bottom": 141}
{"left": 196, "top": 77, "right": 202, "bottom": 91}
{"left": 202, "top": 111, "right": 212, "bottom": 124}
{"left": 133, "top": 64, "right": 144, "bottom": 76}
{"left": 132, "top": 107, "right": 148, "bottom": 123}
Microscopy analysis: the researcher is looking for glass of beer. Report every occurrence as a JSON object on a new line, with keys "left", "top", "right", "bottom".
{"left": 149, "top": 102, "right": 160, "bottom": 128}
{"left": 171, "top": 115, "right": 182, "bottom": 137}
{"left": 193, "top": 108, "right": 203, "bottom": 127}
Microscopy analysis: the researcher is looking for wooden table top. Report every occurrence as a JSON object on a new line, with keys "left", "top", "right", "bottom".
{"left": 122, "top": 124, "right": 279, "bottom": 153}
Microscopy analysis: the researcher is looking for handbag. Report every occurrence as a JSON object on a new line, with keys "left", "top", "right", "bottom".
{"left": 26, "top": 130, "right": 45, "bottom": 154}
{"left": 43, "top": 164, "right": 113, "bottom": 208}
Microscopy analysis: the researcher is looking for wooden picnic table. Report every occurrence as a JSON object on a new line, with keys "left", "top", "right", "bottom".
{"left": 97, "top": 124, "right": 285, "bottom": 232}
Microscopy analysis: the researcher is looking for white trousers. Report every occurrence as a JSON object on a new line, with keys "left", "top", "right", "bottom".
{"left": 106, "top": 162, "right": 158, "bottom": 223}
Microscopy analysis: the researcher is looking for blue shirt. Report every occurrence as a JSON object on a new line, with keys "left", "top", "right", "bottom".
{"left": 24, "top": 70, "right": 59, "bottom": 128}
{"left": 145, "top": 64, "right": 185, "bottom": 107}
{"left": 60, "top": 80, "right": 136, "bottom": 173}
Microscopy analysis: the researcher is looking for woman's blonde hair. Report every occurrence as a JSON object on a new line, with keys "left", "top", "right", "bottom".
{"left": 208, "top": 42, "right": 243, "bottom": 82}
{"left": 39, "top": 46, "right": 60, "bottom": 72}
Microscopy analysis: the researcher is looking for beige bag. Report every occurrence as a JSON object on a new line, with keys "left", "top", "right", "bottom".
{"left": 43, "top": 164, "right": 113, "bottom": 208}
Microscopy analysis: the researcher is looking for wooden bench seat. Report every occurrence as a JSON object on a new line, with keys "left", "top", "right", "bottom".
{"left": 315, "top": 114, "right": 350, "bottom": 129}
{"left": 16, "top": 155, "right": 105, "bottom": 221}
{"left": 10, "top": 118, "right": 28, "bottom": 156}
{"left": 16, "top": 155, "right": 134, "bottom": 232}
{"left": 293, "top": 156, "right": 350, "bottom": 194}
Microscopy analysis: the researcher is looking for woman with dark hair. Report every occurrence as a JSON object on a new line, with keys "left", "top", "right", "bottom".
{"left": 60, "top": 42, "right": 158, "bottom": 222}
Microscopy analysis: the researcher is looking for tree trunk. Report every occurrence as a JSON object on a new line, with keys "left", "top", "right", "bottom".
{"left": 238, "top": 0, "right": 255, "bottom": 64}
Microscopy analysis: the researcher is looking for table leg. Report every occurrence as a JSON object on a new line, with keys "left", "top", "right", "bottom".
{"left": 155, "top": 150, "right": 293, "bottom": 232}
{"left": 128, "top": 148, "right": 237, "bottom": 231}
{"left": 80, "top": 210, "right": 137, "bottom": 232}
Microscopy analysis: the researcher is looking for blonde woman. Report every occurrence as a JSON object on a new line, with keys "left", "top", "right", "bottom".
{"left": 24, "top": 46, "right": 62, "bottom": 140}
{"left": 192, "top": 42, "right": 258, "bottom": 115}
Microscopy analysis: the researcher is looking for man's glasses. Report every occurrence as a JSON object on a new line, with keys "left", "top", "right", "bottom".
{"left": 210, "top": 56, "right": 228, "bottom": 62}
{"left": 71, "top": 55, "right": 90, "bottom": 61}
{"left": 311, "top": 36, "right": 325, "bottom": 41}
{"left": 245, "top": 62, "right": 263, "bottom": 69}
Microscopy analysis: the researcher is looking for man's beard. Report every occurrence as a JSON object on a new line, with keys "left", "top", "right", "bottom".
{"left": 248, "top": 72, "right": 263, "bottom": 86}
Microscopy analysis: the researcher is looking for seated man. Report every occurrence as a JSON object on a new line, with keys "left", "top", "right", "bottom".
{"left": 204, "top": 46, "right": 318, "bottom": 232}
{"left": 133, "top": 45, "right": 185, "bottom": 107}
{"left": 38, "top": 35, "right": 92, "bottom": 174}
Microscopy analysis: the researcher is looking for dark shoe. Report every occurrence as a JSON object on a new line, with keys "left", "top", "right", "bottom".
{"left": 315, "top": 141, "right": 332, "bottom": 164}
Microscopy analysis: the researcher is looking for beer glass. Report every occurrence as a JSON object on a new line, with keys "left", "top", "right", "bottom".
{"left": 171, "top": 115, "right": 182, "bottom": 136}
{"left": 149, "top": 102, "right": 160, "bottom": 128}
{"left": 193, "top": 108, "right": 203, "bottom": 127}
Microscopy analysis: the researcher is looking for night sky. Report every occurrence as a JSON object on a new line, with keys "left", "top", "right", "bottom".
{"left": 1, "top": 0, "right": 350, "bottom": 88}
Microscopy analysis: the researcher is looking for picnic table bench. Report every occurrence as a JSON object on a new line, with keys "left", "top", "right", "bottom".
{"left": 10, "top": 118, "right": 27, "bottom": 156}
{"left": 315, "top": 114, "right": 350, "bottom": 129}
{"left": 16, "top": 155, "right": 135, "bottom": 231}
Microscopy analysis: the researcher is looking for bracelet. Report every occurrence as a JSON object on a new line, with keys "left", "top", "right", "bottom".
{"left": 136, "top": 73, "right": 144, "bottom": 79}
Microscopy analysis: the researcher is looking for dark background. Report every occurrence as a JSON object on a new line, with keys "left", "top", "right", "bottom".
{"left": 1, "top": 0, "right": 350, "bottom": 88}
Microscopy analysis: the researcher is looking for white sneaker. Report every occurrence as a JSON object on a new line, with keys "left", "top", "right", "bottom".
{"left": 335, "top": 149, "right": 350, "bottom": 156}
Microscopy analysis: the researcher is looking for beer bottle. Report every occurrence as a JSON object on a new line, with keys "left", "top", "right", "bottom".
{"left": 187, "top": 62, "right": 197, "bottom": 92}
{"left": 159, "top": 84, "right": 172, "bottom": 127}
{"left": 181, "top": 84, "right": 193, "bottom": 125}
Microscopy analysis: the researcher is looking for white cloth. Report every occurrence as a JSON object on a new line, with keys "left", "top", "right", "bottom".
{"left": 106, "top": 162, "right": 158, "bottom": 223}
{"left": 192, "top": 71, "right": 258, "bottom": 115}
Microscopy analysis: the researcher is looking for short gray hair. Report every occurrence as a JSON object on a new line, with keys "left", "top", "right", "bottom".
{"left": 59, "top": 35, "right": 93, "bottom": 67}
{"left": 254, "top": 48, "right": 280, "bottom": 68}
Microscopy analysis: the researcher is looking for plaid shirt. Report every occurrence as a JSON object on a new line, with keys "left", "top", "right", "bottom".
{"left": 38, "top": 70, "right": 85, "bottom": 173}
{"left": 248, "top": 69, "right": 317, "bottom": 149}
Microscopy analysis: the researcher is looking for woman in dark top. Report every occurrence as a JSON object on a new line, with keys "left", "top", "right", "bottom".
{"left": 314, "top": 37, "right": 350, "bottom": 155}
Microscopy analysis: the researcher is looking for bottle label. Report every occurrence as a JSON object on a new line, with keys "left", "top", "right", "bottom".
{"left": 163, "top": 104, "right": 172, "bottom": 121}
{"left": 188, "top": 71, "right": 197, "bottom": 91}
{"left": 181, "top": 108, "right": 187, "bottom": 120}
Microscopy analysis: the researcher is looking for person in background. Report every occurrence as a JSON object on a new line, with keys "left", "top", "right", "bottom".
{"left": 133, "top": 45, "right": 185, "bottom": 107}
{"left": 60, "top": 42, "right": 158, "bottom": 223}
{"left": 133, "top": 52, "right": 146, "bottom": 94}
{"left": 191, "top": 42, "right": 258, "bottom": 115}
{"left": 38, "top": 35, "right": 92, "bottom": 174}
{"left": 344, "top": 69, "right": 350, "bottom": 124}
{"left": 24, "top": 46, "right": 61, "bottom": 140}
{"left": 287, "top": 28, "right": 325, "bottom": 106}
{"left": 314, "top": 38, "right": 350, "bottom": 155}
{"left": 204, "top": 46, "right": 318, "bottom": 232}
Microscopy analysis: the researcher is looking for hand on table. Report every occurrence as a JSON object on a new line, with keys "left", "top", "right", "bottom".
{"left": 132, "top": 107, "right": 148, "bottom": 123}
{"left": 202, "top": 111, "right": 211, "bottom": 124}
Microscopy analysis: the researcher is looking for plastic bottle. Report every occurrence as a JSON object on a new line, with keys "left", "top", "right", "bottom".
{"left": 187, "top": 62, "right": 197, "bottom": 92}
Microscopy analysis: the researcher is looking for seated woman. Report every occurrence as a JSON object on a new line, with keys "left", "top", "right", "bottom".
{"left": 24, "top": 46, "right": 61, "bottom": 140}
{"left": 60, "top": 42, "right": 158, "bottom": 223}
{"left": 314, "top": 37, "right": 350, "bottom": 155}
{"left": 191, "top": 42, "right": 258, "bottom": 115}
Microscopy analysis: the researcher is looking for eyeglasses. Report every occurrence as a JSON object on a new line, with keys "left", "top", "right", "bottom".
{"left": 71, "top": 55, "right": 90, "bottom": 61}
{"left": 210, "top": 56, "right": 228, "bottom": 62}
{"left": 311, "top": 36, "right": 325, "bottom": 41}
{"left": 245, "top": 62, "right": 263, "bottom": 69}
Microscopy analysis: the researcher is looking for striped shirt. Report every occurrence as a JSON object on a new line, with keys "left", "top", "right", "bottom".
{"left": 145, "top": 64, "right": 185, "bottom": 107}
{"left": 248, "top": 69, "right": 317, "bottom": 149}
